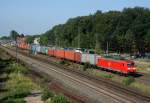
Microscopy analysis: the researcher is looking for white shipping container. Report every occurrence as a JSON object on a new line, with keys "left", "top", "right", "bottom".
{"left": 81, "top": 53, "right": 97, "bottom": 65}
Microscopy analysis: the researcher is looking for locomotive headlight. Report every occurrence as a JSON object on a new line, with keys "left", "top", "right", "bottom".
{"left": 133, "top": 68, "right": 136, "bottom": 70}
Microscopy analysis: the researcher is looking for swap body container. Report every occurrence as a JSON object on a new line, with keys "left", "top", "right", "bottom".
{"left": 40, "top": 46, "right": 47, "bottom": 54}
{"left": 65, "top": 50, "right": 75, "bottom": 61}
{"left": 48, "top": 49, "right": 54, "bottom": 56}
{"left": 40, "top": 46, "right": 45, "bottom": 54}
{"left": 45, "top": 47, "right": 49, "bottom": 54}
{"left": 75, "top": 52, "right": 81, "bottom": 62}
{"left": 36, "top": 45, "right": 41, "bottom": 53}
{"left": 30, "top": 44, "right": 37, "bottom": 55}
{"left": 81, "top": 53, "right": 97, "bottom": 65}
{"left": 55, "top": 50, "right": 65, "bottom": 59}
{"left": 18, "top": 43, "right": 28, "bottom": 50}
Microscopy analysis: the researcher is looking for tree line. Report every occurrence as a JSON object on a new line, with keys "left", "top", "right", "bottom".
{"left": 1, "top": 7, "right": 150, "bottom": 54}
{"left": 40, "top": 7, "right": 150, "bottom": 54}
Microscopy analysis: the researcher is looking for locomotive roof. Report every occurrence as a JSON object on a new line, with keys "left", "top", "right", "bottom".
{"left": 100, "top": 57, "right": 134, "bottom": 64}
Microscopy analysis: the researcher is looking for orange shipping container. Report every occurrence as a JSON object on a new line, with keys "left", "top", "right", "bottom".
{"left": 55, "top": 50, "right": 65, "bottom": 59}
{"left": 65, "top": 50, "right": 75, "bottom": 61}
{"left": 75, "top": 52, "right": 81, "bottom": 62}
{"left": 48, "top": 49, "right": 54, "bottom": 56}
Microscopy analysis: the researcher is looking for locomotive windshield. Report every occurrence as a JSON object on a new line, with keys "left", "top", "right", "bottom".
{"left": 127, "top": 63, "right": 134, "bottom": 67}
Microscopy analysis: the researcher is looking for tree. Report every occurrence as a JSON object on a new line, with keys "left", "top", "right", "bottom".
{"left": 10, "top": 30, "right": 19, "bottom": 40}
{"left": 125, "top": 30, "right": 135, "bottom": 53}
{"left": 39, "top": 7, "right": 150, "bottom": 53}
{"left": 26, "top": 36, "right": 34, "bottom": 44}
{"left": 20, "top": 34, "right": 25, "bottom": 37}
{"left": 144, "top": 30, "right": 150, "bottom": 52}
{"left": 40, "top": 35, "right": 49, "bottom": 46}
{"left": 0, "top": 36, "right": 10, "bottom": 40}
{"left": 145, "top": 29, "right": 150, "bottom": 44}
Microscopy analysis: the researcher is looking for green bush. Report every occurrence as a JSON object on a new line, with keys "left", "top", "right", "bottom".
{"left": 5, "top": 73, "right": 39, "bottom": 99}
{"left": 7, "top": 86, "right": 30, "bottom": 98}
{"left": 83, "top": 62, "right": 91, "bottom": 71}
{"left": 51, "top": 94, "right": 67, "bottom": 103}
{"left": 7, "top": 63, "right": 27, "bottom": 74}
{"left": 59, "top": 60, "right": 66, "bottom": 65}
{"left": 122, "top": 76, "right": 135, "bottom": 86}
{"left": 103, "top": 74, "right": 114, "bottom": 78}
{"left": 41, "top": 89, "right": 54, "bottom": 101}
{"left": 2, "top": 98, "right": 26, "bottom": 103}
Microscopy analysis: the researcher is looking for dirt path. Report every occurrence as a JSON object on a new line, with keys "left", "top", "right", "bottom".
{"left": 24, "top": 91, "right": 43, "bottom": 103}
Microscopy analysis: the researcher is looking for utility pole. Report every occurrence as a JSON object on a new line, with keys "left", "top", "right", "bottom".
{"left": 95, "top": 33, "right": 98, "bottom": 54}
{"left": 106, "top": 41, "right": 109, "bottom": 55}
{"left": 16, "top": 37, "right": 18, "bottom": 64}
{"left": 78, "top": 26, "right": 80, "bottom": 48}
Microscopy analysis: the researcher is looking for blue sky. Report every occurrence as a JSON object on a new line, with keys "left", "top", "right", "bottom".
{"left": 0, "top": 0, "right": 150, "bottom": 36}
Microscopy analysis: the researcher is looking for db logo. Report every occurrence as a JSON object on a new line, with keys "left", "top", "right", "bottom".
{"left": 108, "top": 62, "right": 111, "bottom": 66}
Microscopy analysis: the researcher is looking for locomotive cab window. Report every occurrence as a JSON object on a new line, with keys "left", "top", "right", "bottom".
{"left": 127, "top": 63, "right": 134, "bottom": 67}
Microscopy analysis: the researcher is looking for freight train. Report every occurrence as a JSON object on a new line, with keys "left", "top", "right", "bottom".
{"left": 18, "top": 44, "right": 136, "bottom": 74}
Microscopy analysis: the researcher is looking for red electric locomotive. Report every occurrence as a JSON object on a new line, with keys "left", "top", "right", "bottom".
{"left": 96, "top": 57, "right": 136, "bottom": 74}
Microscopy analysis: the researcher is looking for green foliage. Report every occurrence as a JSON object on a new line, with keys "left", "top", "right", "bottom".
{"left": 59, "top": 60, "right": 66, "bottom": 65}
{"left": 122, "top": 76, "right": 135, "bottom": 86}
{"left": 83, "top": 62, "right": 91, "bottom": 71}
{"left": 40, "top": 7, "right": 150, "bottom": 53}
{"left": 41, "top": 89, "right": 54, "bottom": 101}
{"left": 2, "top": 98, "right": 26, "bottom": 103}
{"left": 10, "top": 30, "right": 19, "bottom": 40}
{"left": 5, "top": 73, "right": 39, "bottom": 98}
{"left": 144, "top": 29, "right": 150, "bottom": 46}
{"left": 51, "top": 94, "right": 68, "bottom": 103}
{"left": 3, "top": 63, "right": 39, "bottom": 100}
{"left": 102, "top": 73, "right": 114, "bottom": 78}
{"left": 7, "top": 86, "right": 30, "bottom": 98}
{"left": 0, "top": 36, "right": 10, "bottom": 40}
{"left": 40, "top": 35, "right": 49, "bottom": 46}
{"left": 26, "top": 36, "right": 34, "bottom": 44}
{"left": 7, "top": 63, "right": 28, "bottom": 74}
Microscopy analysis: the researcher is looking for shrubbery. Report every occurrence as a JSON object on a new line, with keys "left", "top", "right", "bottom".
{"left": 41, "top": 88, "right": 54, "bottom": 101}
{"left": 102, "top": 73, "right": 114, "bottom": 78}
{"left": 122, "top": 76, "right": 135, "bottom": 86}
{"left": 6, "top": 63, "right": 28, "bottom": 74}
{"left": 59, "top": 60, "right": 66, "bottom": 65}
{"left": 41, "top": 88, "right": 68, "bottom": 103}
{"left": 2, "top": 98, "right": 26, "bottom": 103}
{"left": 51, "top": 94, "right": 68, "bottom": 103}
{"left": 2, "top": 63, "right": 39, "bottom": 102}
{"left": 83, "top": 62, "right": 91, "bottom": 71}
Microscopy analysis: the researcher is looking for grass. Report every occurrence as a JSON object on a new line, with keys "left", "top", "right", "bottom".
{"left": 83, "top": 62, "right": 91, "bottom": 71}
{"left": 130, "top": 82, "right": 150, "bottom": 94}
{"left": 41, "top": 88, "right": 68, "bottom": 103}
{"left": 6, "top": 63, "right": 28, "bottom": 74}
{"left": 2, "top": 98, "right": 26, "bottom": 103}
{"left": 41, "top": 88, "right": 54, "bottom": 101}
{"left": 0, "top": 63, "right": 40, "bottom": 102}
{"left": 51, "top": 94, "right": 68, "bottom": 103}
{"left": 122, "top": 76, "right": 135, "bottom": 86}
{"left": 135, "top": 60, "right": 150, "bottom": 74}
{"left": 136, "top": 64, "right": 150, "bottom": 74}
{"left": 87, "top": 69, "right": 114, "bottom": 79}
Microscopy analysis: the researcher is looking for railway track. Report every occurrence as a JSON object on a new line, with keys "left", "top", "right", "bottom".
{"left": 2, "top": 46, "right": 150, "bottom": 103}
{"left": 20, "top": 50, "right": 150, "bottom": 99}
